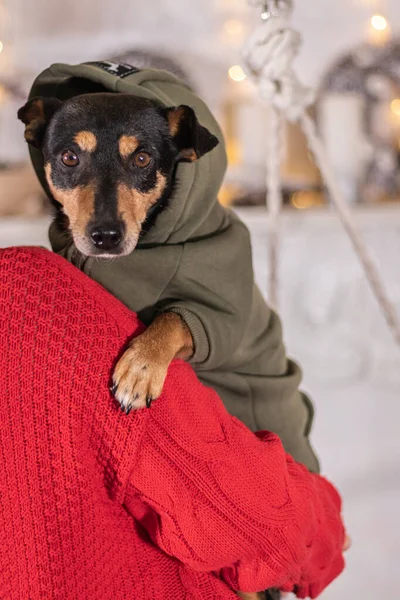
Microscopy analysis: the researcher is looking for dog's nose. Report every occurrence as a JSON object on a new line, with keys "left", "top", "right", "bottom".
{"left": 90, "top": 226, "right": 123, "bottom": 251}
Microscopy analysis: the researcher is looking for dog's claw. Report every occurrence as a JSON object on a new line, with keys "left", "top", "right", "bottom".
{"left": 125, "top": 406, "right": 132, "bottom": 416}
{"left": 146, "top": 396, "right": 153, "bottom": 409}
{"left": 110, "top": 383, "right": 118, "bottom": 395}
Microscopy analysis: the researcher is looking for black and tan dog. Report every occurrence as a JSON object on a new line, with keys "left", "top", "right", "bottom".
{"left": 18, "top": 92, "right": 217, "bottom": 412}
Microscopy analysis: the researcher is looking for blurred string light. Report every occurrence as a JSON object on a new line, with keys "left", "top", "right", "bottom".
{"left": 391, "top": 99, "right": 400, "bottom": 117}
{"left": 371, "top": 14, "right": 388, "bottom": 30}
{"left": 291, "top": 191, "right": 324, "bottom": 210}
{"left": 368, "top": 9, "right": 391, "bottom": 46}
{"left": 291, "top": 191, "right": 314, "bottom": 210}
{"left": 0, "top": 41, "right": 3, "bottom": 54}
{"left": 228, "top": 64, "right": 247, "bottom": 82}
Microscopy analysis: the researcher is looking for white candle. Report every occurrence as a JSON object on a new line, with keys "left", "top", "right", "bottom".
{"left": 235, "top": 96, "right": 271, "bottom": 170}
{"left": 319, "top": 93, "right": 366, "bottom": 204}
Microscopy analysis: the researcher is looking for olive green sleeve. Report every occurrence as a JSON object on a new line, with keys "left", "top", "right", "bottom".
{"left": 159, "top": 218, "right": 254, "bottom": 370}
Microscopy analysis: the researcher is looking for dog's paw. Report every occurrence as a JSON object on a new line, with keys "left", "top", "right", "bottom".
{"left": 111, "top": 336, "right": 171, "bottom": 414}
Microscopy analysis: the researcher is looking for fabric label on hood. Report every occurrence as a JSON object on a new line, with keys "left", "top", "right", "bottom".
{"left": 84, "top": 61, "right": 140, "bottom": 78}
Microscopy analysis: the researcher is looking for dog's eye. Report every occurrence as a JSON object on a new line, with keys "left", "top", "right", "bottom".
{"left": 61, "top": 150, "right": 80, "bottom": 167}
{"left": 133, "top": 151, "right": 152, "bottom": 168}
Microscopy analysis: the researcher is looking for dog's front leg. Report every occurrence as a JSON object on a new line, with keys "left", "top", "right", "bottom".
{"left": 111, "top": 312, "right": 193, "bottom": 413}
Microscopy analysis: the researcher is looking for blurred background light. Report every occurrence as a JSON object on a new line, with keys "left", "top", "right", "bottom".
{"left": 390, "top": 98, "right": 400, "bottom": 116}
{"left": 371, "top": 14, "right": 388, "bottom": 30}
{"left": 228, "top": 64, "right": 246, "bottom": 82}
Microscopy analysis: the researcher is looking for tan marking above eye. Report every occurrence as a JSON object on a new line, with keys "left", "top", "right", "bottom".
{"left": 119, "top": 135, "right": 139, "bottom": 159}
{"left": 74, "top": 131, "right": 97, "bottom": 153}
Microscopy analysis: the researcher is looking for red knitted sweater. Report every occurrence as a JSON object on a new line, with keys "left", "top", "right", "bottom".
{"left": 0, "top": 247, "right": 345, "bottom": 599}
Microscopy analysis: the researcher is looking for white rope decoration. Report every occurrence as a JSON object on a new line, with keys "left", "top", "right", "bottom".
{"left": 242, "top": 0, "right": 400, "bottom": 346}
{"left": 264, "top": 106, "right": 283, "bottom": 308}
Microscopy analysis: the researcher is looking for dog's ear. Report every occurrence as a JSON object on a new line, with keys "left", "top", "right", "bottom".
{"left": 18, "top": 97, "right": 62, "bottom": 148}
{"left": 163, "top": 105, "right": 219, "bottom": 162}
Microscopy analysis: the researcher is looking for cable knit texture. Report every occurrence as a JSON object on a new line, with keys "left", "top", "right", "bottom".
{"left": 0, "top": 247, "right": 345, "bottom": 599}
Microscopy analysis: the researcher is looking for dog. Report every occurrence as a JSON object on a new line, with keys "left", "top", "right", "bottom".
{"left": 18, "top": 92, "right": 217, "bottom": 411}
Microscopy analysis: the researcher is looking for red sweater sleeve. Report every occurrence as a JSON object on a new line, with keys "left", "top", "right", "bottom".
{"left": 123, "top": 361, "right": 345, "bottom": 597}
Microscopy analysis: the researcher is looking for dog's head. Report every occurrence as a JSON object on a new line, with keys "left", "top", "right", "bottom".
{"left": 18, "top": 93, "right": 218, "bottom": 257}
